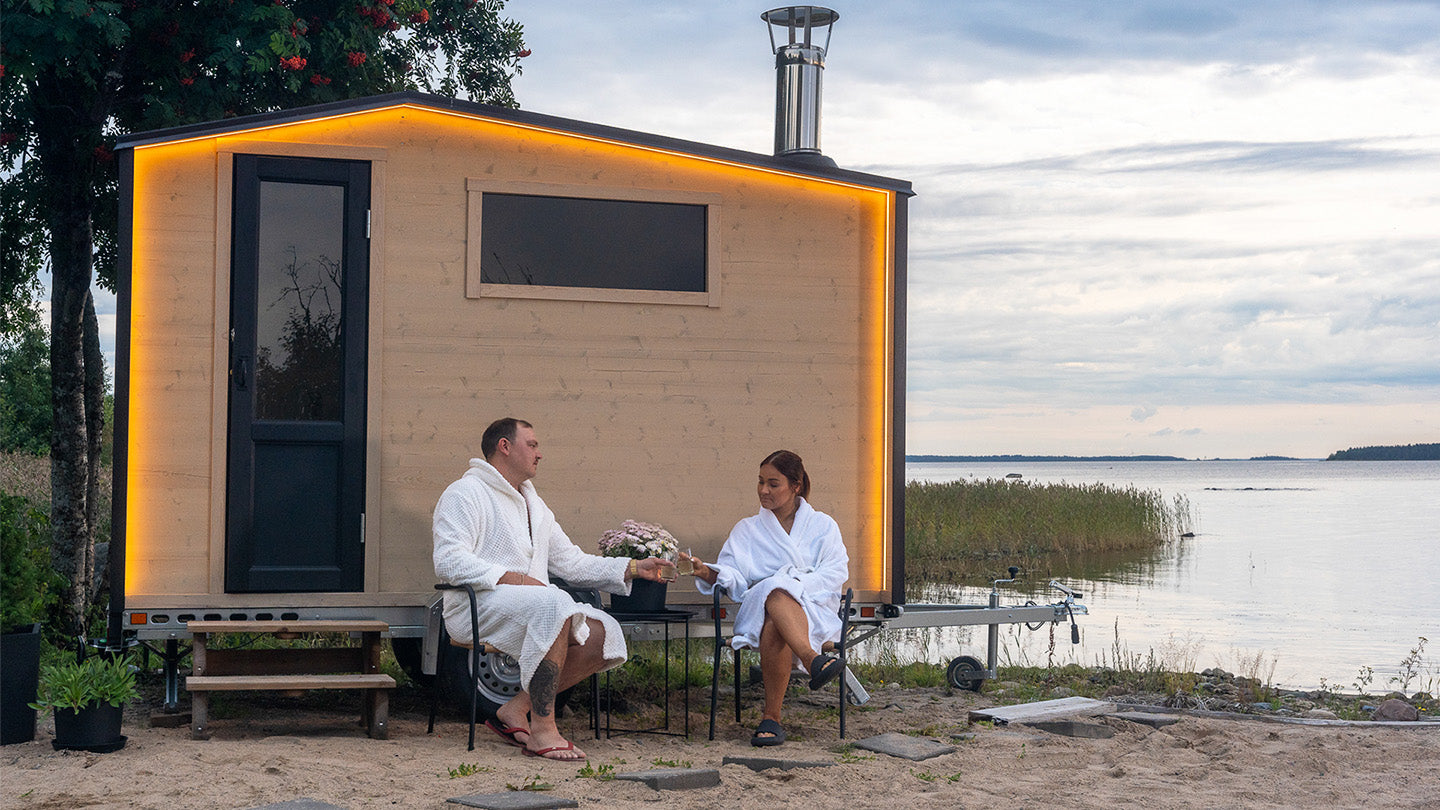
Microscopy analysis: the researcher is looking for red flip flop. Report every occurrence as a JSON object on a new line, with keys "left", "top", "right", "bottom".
{"left": 484, "top": 720, "right": 529, "bottom": 747}
{"left": 522, "top": 741, "right": 586, "bottom": 761}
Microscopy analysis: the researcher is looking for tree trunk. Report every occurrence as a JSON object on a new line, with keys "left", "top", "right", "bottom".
{"left": 48, "top": 205, "right": 96, "bottom": 643}
{"left": 34, "top": 69, "right": 105, "bottom": 644}
{"left": 84, "top": 292, "right": 107, "bottom": 605}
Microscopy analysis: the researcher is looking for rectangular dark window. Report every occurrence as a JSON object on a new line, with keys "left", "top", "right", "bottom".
{"left": 480, "top": 194, "right": 707, "bottom": 293}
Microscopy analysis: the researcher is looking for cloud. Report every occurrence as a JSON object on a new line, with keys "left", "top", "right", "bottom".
{"left": 1132, "top": 404, "right": 1159, "bottom": 422}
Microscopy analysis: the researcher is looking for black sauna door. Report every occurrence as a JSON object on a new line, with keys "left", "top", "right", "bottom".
{"left": 226, "top": 155, "right": 369, "bottom": 593}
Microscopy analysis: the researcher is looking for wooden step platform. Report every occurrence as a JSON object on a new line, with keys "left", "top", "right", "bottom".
{"left": 186, "top": 619, "right": 394, "bottom": 740}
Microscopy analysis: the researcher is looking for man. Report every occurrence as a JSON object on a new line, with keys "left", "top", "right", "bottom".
{"left": 433, "top": 418, "right": 674, "bottom": 761}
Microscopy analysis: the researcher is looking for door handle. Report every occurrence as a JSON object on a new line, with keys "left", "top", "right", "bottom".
{"left": 234, "top": 355, "right": 250, "bottom": 390}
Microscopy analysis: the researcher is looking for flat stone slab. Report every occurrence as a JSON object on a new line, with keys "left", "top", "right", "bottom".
{"left": 614, "top": 768, "right": 722, "bottom": 791}
{"left": 248, "top": 801, "right": 348, "bottom": 810}
{"left": 722, "top": 755, "right": 836, "bottom": 772}
{"left": 1111, "top": 711, "right": 1182, "bottom": 728}
{"left": 969, "top": 697, "right": 1115, "bottom": 726}
{"left": 445, "top": 793, "right": 578, "bottom": 809}
{"left": 1023, "top": 719, "right": 1115, "bottom": 739}
{"left": 852, "top": 732, "right": 956, "bottom": 762}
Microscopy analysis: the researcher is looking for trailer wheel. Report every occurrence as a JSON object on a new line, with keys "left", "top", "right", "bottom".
{"left": 946, "top": 655, "right": 986, "bottom": 692}
{"left": 390, "top": 637, "right": 430, "bottom": 686}
{"left": 436, "top": 643, "right": 522, "bottom": 721}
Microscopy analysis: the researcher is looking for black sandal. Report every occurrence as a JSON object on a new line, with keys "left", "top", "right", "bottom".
{"left": 750, "top": 718, "right": 786, "bottom": 747}
{"left": 809, "top": 653, "right": 842, "bottom": 690}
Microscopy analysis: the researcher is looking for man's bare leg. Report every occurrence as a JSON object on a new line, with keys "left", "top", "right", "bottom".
{"left": 494, "top": 618, "right": 607, "bottom": 746}
{"left": 524, "top": 618, "right": 608, "bottom": 759}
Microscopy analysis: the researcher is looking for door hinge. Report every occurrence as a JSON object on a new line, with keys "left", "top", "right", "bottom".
{"left": 365, "top": 209, "right": 371, "bottom": 239}
{"left": 360, "top": 512, "right": 366, "bottom": 543}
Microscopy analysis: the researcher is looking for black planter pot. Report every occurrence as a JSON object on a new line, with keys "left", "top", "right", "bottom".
{"left": 609, "top": 577, "right": 668, "bottom": 614}
{"left": 0, "top": 623, "right": 41, "bottom": 745}
{"left": 53, "top": 702, "right": 126, "bottom": 753}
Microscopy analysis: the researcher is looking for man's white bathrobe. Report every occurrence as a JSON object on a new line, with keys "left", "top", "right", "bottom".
{"left": 432, "top": 459, "right": 632, "bottom": 690}
{"left": 696, "top": 498, "right": 849, "bottom": 662}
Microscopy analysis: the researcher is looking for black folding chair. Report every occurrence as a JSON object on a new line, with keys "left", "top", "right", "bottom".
{"left": 707, "top": 585, "right": 853, "bottom": 740}
{"left": 427, "top": 581, "right": 602, "bottom": 750}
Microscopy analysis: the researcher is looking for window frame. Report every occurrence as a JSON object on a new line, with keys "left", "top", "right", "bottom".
{"left": 466, "top": 179, "right": 722, "bottom": 307}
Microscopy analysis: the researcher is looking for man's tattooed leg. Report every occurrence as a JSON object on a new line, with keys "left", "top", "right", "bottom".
{"left": 530, "top": 659, "right": 560, "bottom": 718}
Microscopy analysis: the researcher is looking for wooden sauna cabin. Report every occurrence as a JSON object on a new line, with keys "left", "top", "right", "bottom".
{"left": 109, "top": 91, "right": 913, "bottom": 655}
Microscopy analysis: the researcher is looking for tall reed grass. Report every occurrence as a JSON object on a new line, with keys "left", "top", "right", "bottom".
{"left": 905, "top": 477, "right": 1192, "bottom": 582}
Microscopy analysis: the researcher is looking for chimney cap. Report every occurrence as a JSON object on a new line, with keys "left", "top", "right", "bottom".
{"left": 761, "top": 6, "right": 840, "bottom": 30}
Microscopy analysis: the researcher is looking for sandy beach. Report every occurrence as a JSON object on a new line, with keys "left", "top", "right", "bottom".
{"left": 5, "top": 682, "right": 1438, "bottom": 809}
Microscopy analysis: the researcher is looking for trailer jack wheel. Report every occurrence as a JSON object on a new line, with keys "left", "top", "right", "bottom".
{"left": 946, "top": 655, "right": 986, "bottom": 692}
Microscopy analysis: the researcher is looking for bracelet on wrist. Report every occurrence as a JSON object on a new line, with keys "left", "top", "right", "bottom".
{"left": 629, "top": 559, "right": 638, "bottom": 578}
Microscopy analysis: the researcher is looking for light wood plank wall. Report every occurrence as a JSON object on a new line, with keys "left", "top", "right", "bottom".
{"left": 125, "top": 106, "right": 894, "bottom": 605}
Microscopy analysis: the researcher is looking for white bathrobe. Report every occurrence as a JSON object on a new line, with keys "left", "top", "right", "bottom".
{"left": 696, "top": 498, "right": 849, "bottom": 661}
{"left": 432, "top": 458, "right": 632, "bottom": 690}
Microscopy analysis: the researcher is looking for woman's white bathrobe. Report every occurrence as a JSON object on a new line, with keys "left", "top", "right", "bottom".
{"left": 432, "top": 459, "right": 632, "bottom": 690}
{"left": 696, "top": 498, "right": 849, "bottom": 662}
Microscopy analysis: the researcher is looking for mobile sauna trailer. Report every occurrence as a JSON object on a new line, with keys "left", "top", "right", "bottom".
{"left": 110, "top": 85, "right": 912, "bottom": 655}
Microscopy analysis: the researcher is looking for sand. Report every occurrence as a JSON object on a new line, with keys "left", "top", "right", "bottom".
{"left": 4, "top": 685, "right": 1438, "bottom": 809}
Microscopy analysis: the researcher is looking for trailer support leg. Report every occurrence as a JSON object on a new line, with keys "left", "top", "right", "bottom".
{"left": 986, "top": 589, "right": 1000, "bottom": 679}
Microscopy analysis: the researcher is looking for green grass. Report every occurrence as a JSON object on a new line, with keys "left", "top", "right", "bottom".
{"left": 904, "top": 477, "right": 1192, "bottom": 583}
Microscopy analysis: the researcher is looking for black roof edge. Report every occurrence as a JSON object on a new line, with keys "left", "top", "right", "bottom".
{"left": 115, "top": 91, "right": 914, "bottom": 196}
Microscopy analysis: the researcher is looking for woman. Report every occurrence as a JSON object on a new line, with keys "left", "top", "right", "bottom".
{"left": 682, "top": 450, "right": 849, "bottom": 746}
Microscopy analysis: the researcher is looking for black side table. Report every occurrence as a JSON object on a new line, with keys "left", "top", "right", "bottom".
{"left": 603, "top": 607, "right": 696, "bottom": 738}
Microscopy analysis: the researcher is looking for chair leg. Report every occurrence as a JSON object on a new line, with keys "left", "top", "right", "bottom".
{"left": 733, "top": 647, "right": 743, "bottom": 724}
{"left": 709, "top": 637, "right": 721, "bottom": 741}
{"left": 427, "top": 633, "right": 443, "bottom": 734}
{"left": 467, "top": 644, "right": 479, "bottom": 751}
{"left": 590, "top": 672, "right": 600, "bottom": 740}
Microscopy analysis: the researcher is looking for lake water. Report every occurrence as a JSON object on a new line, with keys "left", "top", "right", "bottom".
{"left": 885, "top": 460, "right": 1439, "bottom": 692}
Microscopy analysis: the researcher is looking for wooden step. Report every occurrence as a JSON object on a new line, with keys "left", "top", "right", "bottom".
{"left": 186, "top": 673, "right": 396, "bottom": 692}
{"left": 186, "top": 619, "right": 389, "bottom": 634}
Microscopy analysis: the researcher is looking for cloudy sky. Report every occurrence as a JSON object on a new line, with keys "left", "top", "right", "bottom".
{"left": 505, "top": 0, "right": 1440, "bottom": 459}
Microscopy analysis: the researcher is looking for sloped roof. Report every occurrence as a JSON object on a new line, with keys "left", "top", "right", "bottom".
{"left": 115, "top": 91, "right": 913, "bottom": 196}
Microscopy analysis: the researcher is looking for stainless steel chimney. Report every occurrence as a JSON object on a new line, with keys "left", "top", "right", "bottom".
{"left": 762, "top": 6, "right": 839, "bottom": 165}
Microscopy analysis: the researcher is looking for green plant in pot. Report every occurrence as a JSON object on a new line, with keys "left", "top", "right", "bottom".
{"left": 1, "top": 492, "right": 58, "bottom": 745}
{"left": 30, "top": 654, "right": 139, "bottom": 752}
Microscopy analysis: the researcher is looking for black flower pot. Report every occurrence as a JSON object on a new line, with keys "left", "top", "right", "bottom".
{"left": 610, "top": 578, "right": 668, "bottom": 614}
{"left": 0, "top": 623, "right": 41, "bottom": 745}
{"left": 53, "top": 702, "right": 126, "bottom": 753}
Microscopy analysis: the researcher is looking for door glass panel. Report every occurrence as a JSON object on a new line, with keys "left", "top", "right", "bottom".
{"left": 255, "top": 180, "right": 345, "bottom": 421}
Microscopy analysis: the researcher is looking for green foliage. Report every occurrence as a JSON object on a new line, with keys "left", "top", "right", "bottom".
{"left": 0, "top": 492, "right": 60, "bottom": 631}
{"left": 1327, "top": 443, "right": 1440, "bottom": 461}
{"left": 505, "top": 774, "right": 553, "bottom": 792}
{"left": 904, "top": 478, "right": 1192, "bottom": 583}
{"left": 575, "top": 762, "right": 615, "bottom": 780}
{"left": 0, "top": 302, "right": 51, "bottom": 456}
{"left": 446, "top": 763, "right": 491, "bottom": 778}
{"left": 30, "top": 653, "right": 139, "bottom": 712}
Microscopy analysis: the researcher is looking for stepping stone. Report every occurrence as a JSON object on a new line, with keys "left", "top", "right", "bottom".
{"left": 614, "top": 768, "right": 722, "bottom": 791}
{"left": 248, "top": 801, "right": 348, "bottom": 810}
{"left": 969, "top": 697, "right": 1114, "bottom": 725}
{"left": 1023, "top": 719, "right": 1115, "bottom": 739}
{"left": 852, "top": 732, "right": 955, "bottom": 762}
{"left": 446, "top": 793, "right": 578, "bottom": 809}
{"left": 723, "top": 755, "right": 836, "bottom": 772}
{"left": 1111, "top": 711, "right": 1181, "bottom": 728}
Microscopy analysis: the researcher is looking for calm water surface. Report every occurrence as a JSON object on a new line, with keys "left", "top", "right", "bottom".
{"left": 887, "top": 460, "right": 1439, "bottom": 692}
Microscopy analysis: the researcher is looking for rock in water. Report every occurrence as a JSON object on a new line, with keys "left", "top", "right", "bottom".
{"left": 1371, "top": 698, "right": 1420, "bottom": 722}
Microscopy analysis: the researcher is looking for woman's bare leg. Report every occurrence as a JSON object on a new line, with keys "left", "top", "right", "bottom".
{"left": 756, "top": 590, "right": 819, "bottom": 733}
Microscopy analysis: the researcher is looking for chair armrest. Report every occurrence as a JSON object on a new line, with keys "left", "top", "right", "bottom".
{"left": 434, "top": 583, "right": 482, "bottom": 652}
{"left": 550, "top": 575, "right": 603, "bottom": 609}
